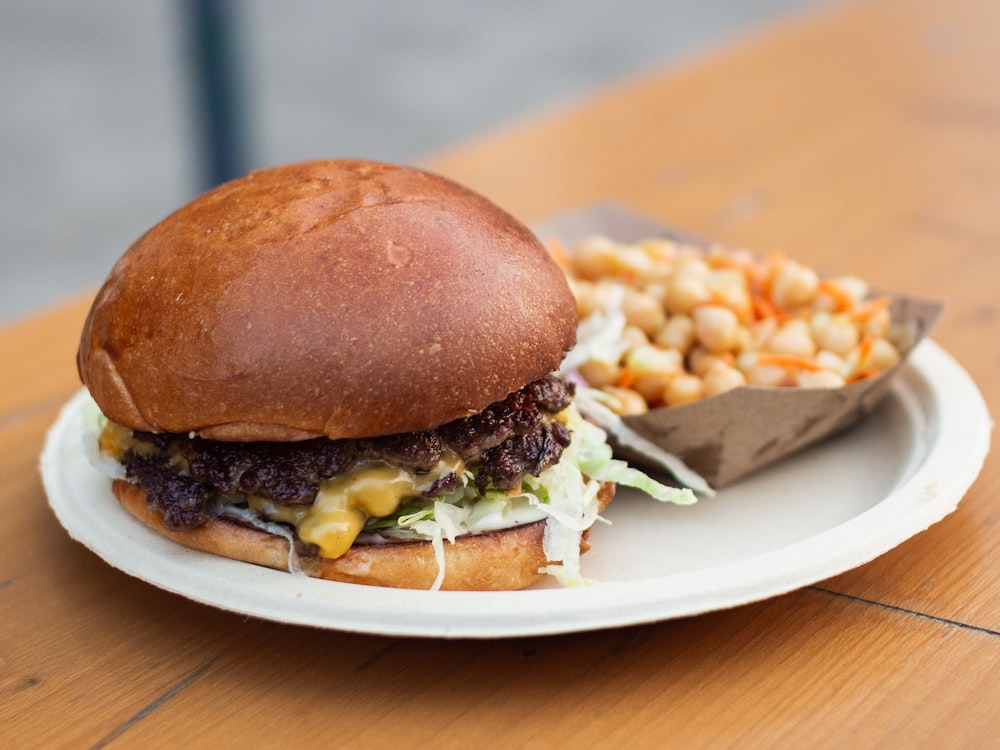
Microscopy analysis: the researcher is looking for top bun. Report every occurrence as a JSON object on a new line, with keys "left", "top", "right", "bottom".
{"left": 78, "top": 159, "right": 577, "bottom": 441}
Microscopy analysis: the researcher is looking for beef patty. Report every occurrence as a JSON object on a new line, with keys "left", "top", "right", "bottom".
{"left": 120, "top": 375, "right": 575, "bottom": 530}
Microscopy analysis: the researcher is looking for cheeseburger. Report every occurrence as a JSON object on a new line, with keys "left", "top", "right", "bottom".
{"left": 78, "top": 159, "right": 691, "bottom": 591}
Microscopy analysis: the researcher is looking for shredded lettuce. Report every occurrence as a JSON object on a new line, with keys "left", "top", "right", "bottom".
{"left": 354, "top": 404, "right": 696, "bottom": 588}
{"left": 216, "top": 500, "right": 304, "bottom": 575}
{"left": 568, "top": 406, "right": 698, "bottom": 505}
{"left": 559, "top": 285, "right": 629, "bottom": 373}
{"left": 576, "top": 386, "right": 715, "bottom": 502}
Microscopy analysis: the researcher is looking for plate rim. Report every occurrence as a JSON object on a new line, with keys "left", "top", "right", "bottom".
{"left": 40, "top": 339, "right": 991, "bottom": 638}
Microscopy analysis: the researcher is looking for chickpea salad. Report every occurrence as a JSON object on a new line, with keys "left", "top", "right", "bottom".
{"left": 552, "top": 235, "right": 901, "bottom": 418}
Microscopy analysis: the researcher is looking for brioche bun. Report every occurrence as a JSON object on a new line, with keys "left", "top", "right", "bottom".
{"left": 113, "top": 479, "right": 615, "bottom": 590}
{"left": 79, "top": 159, "right": 607, "bottom": 591}
{"left": 78, "top": 158, "right": 577, "bottom": 442}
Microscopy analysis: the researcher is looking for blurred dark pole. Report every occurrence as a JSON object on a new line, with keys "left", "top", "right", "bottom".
{"left": 182, "top": 0, "right": 250, "bottom": 189}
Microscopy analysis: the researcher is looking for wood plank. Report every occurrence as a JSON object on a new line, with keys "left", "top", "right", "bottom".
{"left": 2, "top": 0, "right": 999, "bottom": 746}
{"left": 3, "top": 578, "right": 996, "bottom": 748}
{"left": 0, "top": 294, "right": 91, "bottom": 419}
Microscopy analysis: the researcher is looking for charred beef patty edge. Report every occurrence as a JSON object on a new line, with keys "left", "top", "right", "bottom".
{"left": 107, "top": 375, "right": 575, "bottom": 531}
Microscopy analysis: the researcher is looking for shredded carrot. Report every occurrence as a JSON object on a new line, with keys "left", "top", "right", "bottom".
{"left": 857, "top": 334, "right": 874, "bottom": 364}
{"left": 709, "top": 288, "right": 752, "bottom": 323}
{"left": 743, "top": 261, "right": 770, "bottom": 298}
{"left": 754, "top": 352, "right": 826, "bottom": 372}
{"left": 853, "top": 295, "right": 891, "bottom": 322}
{"left": 818, "top": 279, "right": 854, "bottom": 312}
{"left": 616, "top": 366, "right": 637, "bottom": 389}
{"left": 752, "top": 295, "right": 782, "bottom": 322}
{"left": 758, "top": 252, "right": 786, "bottom": 297}
{"left": 617, "top": 269, "right": 640, "bottom": 285}
{"left": 848, "top": 367, "right": 881, "bottom": 383}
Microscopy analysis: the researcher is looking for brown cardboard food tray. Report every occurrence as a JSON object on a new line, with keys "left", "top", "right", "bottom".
{"left": 534, "top": 203, "right": 944, "bottom": 488}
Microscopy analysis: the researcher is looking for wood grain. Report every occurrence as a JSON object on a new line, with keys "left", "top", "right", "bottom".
{"left": 2, "top": 0, "right": 998, "bottom": 746}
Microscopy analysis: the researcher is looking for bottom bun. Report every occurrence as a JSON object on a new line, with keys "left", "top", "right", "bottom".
{"left": 112, "top": 479, "right": 614, "bottom": 591}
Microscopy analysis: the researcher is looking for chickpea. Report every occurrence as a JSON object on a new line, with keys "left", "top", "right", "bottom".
{"left": 617, "top": 246, "right": 655, "bottom": 280}
{"left": 642, "top": 281, "right": 669, "bottom": 307}
{"left": 621, "top": 325, "right": 650, "bottom": 351}
{"left": 622, "top": 288, "right": 665, "bottom": 335}
{"left": 833, "top": 275, "right": 869, "bottom": 305}
{"left": 796, "top": 370, "right": 846, "bottom": 389}
{"left": 813, "top": 314, "right": 859, "bottom": 355}
{"left": 633, "top": 373, "right": 674, "bottom": 405}
{"left": 664, "top": 271, "right": 711, "bottom": 314}
{"left": 578, "top": 359, "right": 621, "bottom": 389}
{"left": 704, "top": 245, "right": 732, "bottom": 268}
{"left": 573, "top": 279, "right": 617, "bottom": 319}
{"left": 574, "top": 236, "right": 630, "bottom": 280}
{"left": 693, "top": 304, "right": 741, "bottom": 353}
{"left": 638, "top": 237, "right": 678, "bottom": 264}
{"left": 674, "top": 255, "right": 711, "bottom": 278}
{"left": 703, "top": 363, "right": 746, "bottom": 396}
{"left": 663, "top": 374, "right": 704, "bottom": 406}
{"left": 625, "top": 344, "right": 684, "bottom": 378}
{"left": 734, "top": 350, "right": 756, "bottom": 372}
{"left": 770, "top": 260, "right": 819, "bottom": 309}
{"left": 731, "top": 325, "right": 752, "bottom": 354}
{"left": 625, "top": 345, "right": 683, "bottom": 404}
{"left": 707, "top": 267, "right": 745, "bottom": 289}
{"left": 814, "top": 276, "right": 869, "bottom": 312}
{"left": 744, "top": 363, "right": 788, "bottom": 387}
{"left": 815, "top": 349, "right": 846, "bottom": 374}
{"left": 766, "top": 319, "right": 817, "bottom": 358}
{"left": 863, "top": 306, "right": 892, "bottom": 339}
{"left": 654, "top": 314, "right": 696, "bottom": 353}
{"left": 688, "top": 345, "right": 733, "bottom": 377}
{"left": 708, "top": 269, "right": 752, "bottom": 322}
{"left": 602, "top": 386, "right": 649, "bottom": 415}
{"left": 868, "top": 337, "right": 900, "bottom": 370}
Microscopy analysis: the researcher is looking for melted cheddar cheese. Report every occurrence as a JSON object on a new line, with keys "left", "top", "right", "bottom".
{"left": 248, "top": 453, "right": 465, "bottom": 558}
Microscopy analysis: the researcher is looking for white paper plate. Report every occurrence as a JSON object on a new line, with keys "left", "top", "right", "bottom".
{"left": 41, "top": 340, "right": 991, "bottom": 638}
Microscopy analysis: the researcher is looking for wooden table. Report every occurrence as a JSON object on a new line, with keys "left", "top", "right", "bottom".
{"left": 3, "top": 0, "right": 998, "bottom": 745}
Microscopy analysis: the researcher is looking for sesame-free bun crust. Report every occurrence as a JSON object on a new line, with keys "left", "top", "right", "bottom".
{"left": 79, "top": 159, "right": 576, "bottom": 441}
{"left": 112, "top": 479, "right": 614, "bottom": 591}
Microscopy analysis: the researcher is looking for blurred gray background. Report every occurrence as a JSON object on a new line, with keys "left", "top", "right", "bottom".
{"left": 1, "top": 0, "right": 819, "bottom": 324}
